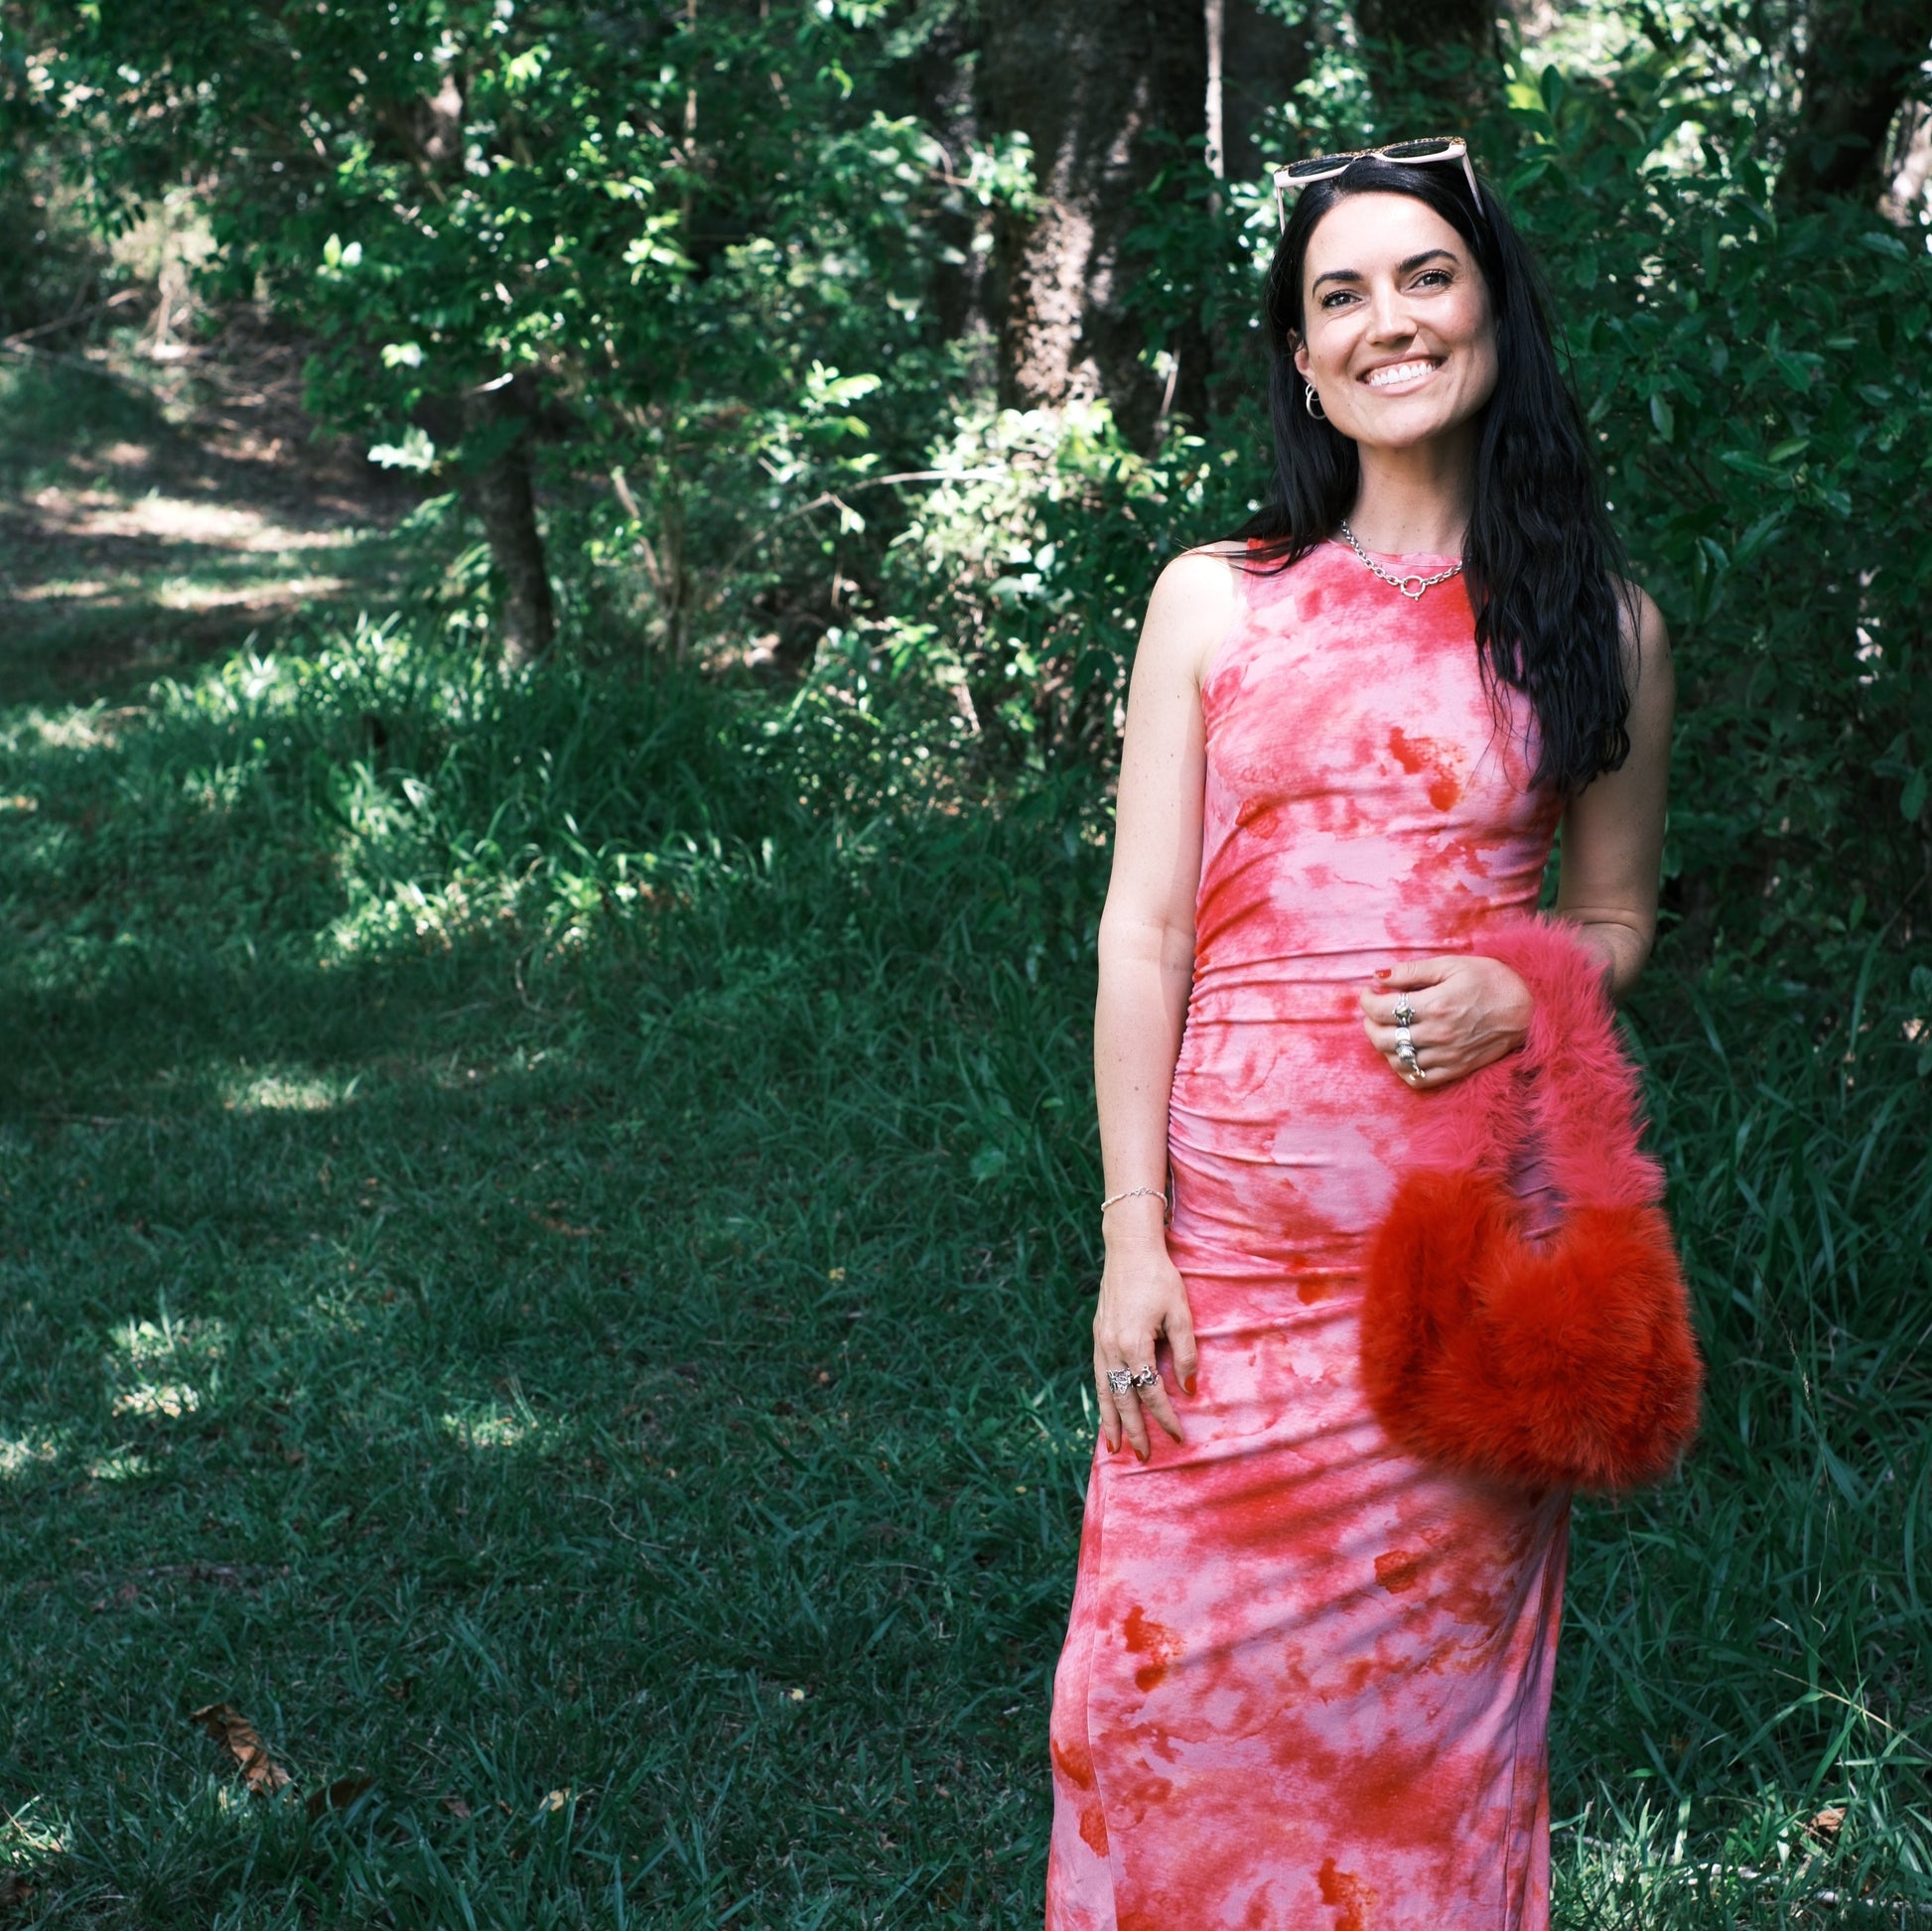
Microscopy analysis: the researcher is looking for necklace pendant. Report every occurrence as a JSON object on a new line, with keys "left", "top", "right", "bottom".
{"left": 1399, "top": 576, "right": 1428, "bottom": 600}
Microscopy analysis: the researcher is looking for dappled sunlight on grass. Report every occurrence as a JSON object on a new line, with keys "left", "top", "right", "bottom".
{"left": 84, "top": 1450, "right": 153, "bottom": 1483}
{"left": 216, "top": 1068, "right": 352, "bottom": 1114}
{"left": 0, "top": 1794, "right": 67, "bottom": 1863}
{"left": 110, "top": 1383, "right": 202, "bottom": 1421}
{"left": 110, "top": 1314, "right": 234, "bottom": 1371}
{"left": 439, "top": 1399, "right": 555, "bottom": 1453}
{"left": 0, "top": 1430, "right": 70, "bottom": 1481}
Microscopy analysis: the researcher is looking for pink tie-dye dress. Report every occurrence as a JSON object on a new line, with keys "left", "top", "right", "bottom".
{"left": 1047, "top": 541, "right": 1572, "bottom": 1931}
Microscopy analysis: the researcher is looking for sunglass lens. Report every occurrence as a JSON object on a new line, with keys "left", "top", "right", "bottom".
{"left": 1284, "top": 153, "right": 1351, "bottom": 178}
{"left": 1381, "top": 138, "right": 1455, "bottom": 160}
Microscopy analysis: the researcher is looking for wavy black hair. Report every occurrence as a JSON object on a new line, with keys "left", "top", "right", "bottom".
{"left": 1234, "top": 155, "right": 1634, "bottom": 795}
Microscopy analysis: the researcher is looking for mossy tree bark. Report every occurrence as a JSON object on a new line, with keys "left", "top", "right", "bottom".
{"left": 968, "top": 0, "right": 1310, "bottom": 445}
{"left": 1779, "top": 0, "right": 1932, "bottom": 207}
{"left": 973, "top": 0, "right": 1210, "bottom": 445}
{"left": 462, "top": 374, "right": 555, "bottom": 668}
{"left": 1352, "top": 0, "right": 1507, "bottom": 126}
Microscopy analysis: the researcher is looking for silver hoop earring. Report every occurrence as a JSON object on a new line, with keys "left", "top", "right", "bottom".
{"left": 1305, "top": 382, "right": 1326, "bottom": 422}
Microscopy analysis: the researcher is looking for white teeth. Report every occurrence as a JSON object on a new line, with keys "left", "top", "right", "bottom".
{"left": 1364, "top": 359, "right": 1438, "bottom": 387}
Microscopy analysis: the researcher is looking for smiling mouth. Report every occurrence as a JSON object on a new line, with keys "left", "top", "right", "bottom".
{"left": 1361, "top": 358, "right": 1442, "bottom": 389}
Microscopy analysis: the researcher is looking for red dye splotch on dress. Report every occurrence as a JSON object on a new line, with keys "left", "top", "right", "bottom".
{"left": 1047, "top": 543, "right": 1572, "bottom": 1931}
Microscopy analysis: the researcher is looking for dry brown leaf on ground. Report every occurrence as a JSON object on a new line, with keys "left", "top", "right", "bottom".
{"left": 1807, "top": 1805, "right": 1847, "bottom": 1845}
{"left": 440, "top": 1794, "right": 474, "bottom": 1820}
{"left": 0, "top": 1871, "right": 34, "bottom": 1908}
{"left": 305, "top": 1775, "right": 374, "bottom": 1820}
{"left": 188, "top": 1703, "right": 293, "bottom": 1795}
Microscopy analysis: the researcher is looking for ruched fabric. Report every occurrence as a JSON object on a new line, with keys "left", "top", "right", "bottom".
{"left": 1047, "top": 543, "right": 1571, "bottom": 1931}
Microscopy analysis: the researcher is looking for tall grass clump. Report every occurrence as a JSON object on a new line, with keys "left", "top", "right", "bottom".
{"left": 1554, "top": 961, "right": 1932, "bottom": 1914}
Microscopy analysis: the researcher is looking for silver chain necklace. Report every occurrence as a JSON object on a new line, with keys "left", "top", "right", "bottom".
{"left": 1337, "top": 519, "right": 1464, "bottom": 601}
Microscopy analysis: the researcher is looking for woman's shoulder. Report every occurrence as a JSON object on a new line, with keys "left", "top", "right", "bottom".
{"left": 1156, "top": 540, "right": 1249, "bottom": 595}
{"left": 1613, "top": 576, "right": 1671, "bottom": 675}
{"left": 1144, "top": 543, "right": 1248, "bottom": 689}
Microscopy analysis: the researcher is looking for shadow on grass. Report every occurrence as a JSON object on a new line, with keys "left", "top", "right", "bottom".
{"left": 1, "top": 626, "right": 1927, "bottom": 1926}
{"left": 1, "top": 937, "right": 1089, "bottom": 1927}
{"left": 0, "top": 640, "right": 1110, "bottom": 1925}
{"left": 0, "top": 351, "right": 422, "bottom": 708}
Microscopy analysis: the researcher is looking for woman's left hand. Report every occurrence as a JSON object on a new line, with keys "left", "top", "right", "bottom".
{"left": 1358, "top": 954, "right": 1534, "bottom": 1088}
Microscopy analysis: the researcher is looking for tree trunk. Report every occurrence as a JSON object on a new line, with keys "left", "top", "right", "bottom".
{"left": 1205, "top": 0, "right": 1226, "bottom": 189}
{"left": 1352, "top": 0, "right": 1504, "bottom": 124}
{"left": 1221, "top": 0, "right": 1311, "bottom": 185}
{"left": 897, "top": 8, "right": 991, "bottom": 351}
{"left": 974, "top": 0, "right": 1210, "bottom": 445}
{"left": 1781, "top": 0, "right": 1932, "bottom": 207}
{"left": 462, "top": 375, "right": 555, "bottom": 668}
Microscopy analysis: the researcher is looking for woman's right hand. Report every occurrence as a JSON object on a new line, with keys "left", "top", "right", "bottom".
{"left": 1093, "top": 1227, "right": 1198, "bottom": 1460}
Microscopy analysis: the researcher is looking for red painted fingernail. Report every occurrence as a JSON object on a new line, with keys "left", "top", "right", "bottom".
{"left": 1374, "top": 967, "right": 1391, "bottom": 979}
{"left": 1183, "top": 1375, "right": 1197, "bottom": 1395}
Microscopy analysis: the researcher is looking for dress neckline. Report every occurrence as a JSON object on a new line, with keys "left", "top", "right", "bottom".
{"left": 1322, "top": 536, "right": 1462, "bottom": 570}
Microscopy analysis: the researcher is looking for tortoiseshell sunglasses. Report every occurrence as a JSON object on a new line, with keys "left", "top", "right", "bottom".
{"left": 1272, "top": 137, "right": 1482, "bottom": 231}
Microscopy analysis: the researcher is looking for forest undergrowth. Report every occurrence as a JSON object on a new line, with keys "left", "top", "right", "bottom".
{"left": 0, "top": 362, "right": 1928, "bottom": 1929}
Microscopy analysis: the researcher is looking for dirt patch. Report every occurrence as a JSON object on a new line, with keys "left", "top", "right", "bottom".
{"left": 0, "top": 304, "right": 426, "bottom": 703}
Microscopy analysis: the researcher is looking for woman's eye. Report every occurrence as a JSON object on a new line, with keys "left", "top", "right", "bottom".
{"left": 1414, "top": 269, "right": 1452, "bottom": 289}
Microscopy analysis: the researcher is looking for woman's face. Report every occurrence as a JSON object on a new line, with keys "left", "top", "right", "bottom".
{"left": 1292, "top": 192, "right": 1498, "bottom": 453}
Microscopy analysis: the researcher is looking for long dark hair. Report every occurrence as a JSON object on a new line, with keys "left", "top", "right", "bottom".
{"left": 1235, "top": 156, "right": 1633, "bottom": 795}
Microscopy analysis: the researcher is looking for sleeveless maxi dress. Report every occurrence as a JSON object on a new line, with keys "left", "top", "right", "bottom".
{"left": 1047, "top": 542, "right": 1571, "bottom": 1931}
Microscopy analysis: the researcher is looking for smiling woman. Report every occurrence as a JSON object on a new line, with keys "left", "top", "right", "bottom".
{"left": 1046, "top": 151, "right": 1676, "bottom": 1930}
{"left": 1299, "top": 214, "right": 1501, "bottom": 454}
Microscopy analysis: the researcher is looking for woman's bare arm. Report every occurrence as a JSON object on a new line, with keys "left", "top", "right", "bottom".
{"left": 1554, "top": 590, "right": 1674, "bottom": 996}
{"left": 1092, "top": 550, "right": 1235, "bottom": 1458}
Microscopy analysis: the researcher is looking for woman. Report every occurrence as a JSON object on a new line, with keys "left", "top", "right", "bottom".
{"left": 1046, "top": 143, "right": 1672, "bottom": 1929}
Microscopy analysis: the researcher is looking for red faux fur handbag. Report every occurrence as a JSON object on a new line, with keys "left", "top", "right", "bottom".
{"left": 1359, "top": 914, "right": 1704, "bottom": 1492}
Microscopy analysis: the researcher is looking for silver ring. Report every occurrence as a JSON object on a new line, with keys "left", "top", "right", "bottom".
{"left": 1393, "top": 996, "right": 1415, "bottom": 1028}
{"left": 1129, "top": 1363, "right": 1160, "bottom": 1390}
{"left": 1106, "top": 1368, "right": 1135, "bottom": 1397}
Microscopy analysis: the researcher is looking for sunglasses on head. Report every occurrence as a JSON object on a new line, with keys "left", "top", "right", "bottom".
{"left": 1272, "top": 137, "right": 1482, "bottom": 231}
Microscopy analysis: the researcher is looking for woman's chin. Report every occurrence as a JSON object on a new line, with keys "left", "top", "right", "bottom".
{"left": 1335, "top": 401, "right": 1482, "bottom": 454}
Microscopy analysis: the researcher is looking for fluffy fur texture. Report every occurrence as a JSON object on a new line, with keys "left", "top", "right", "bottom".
{"left": 1360, "top": 916, "right": 1704, "bottom": 1490}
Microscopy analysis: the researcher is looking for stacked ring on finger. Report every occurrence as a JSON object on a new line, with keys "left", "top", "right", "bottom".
{"left": 1106, "top": 1367, "right": 1135, "bottom": 1397}
{"left": 1392, "top": 994, "right": 1423, "bottom": 1079}
{"left": 1129, "top": 1363, "right": 1160, "bottom": 1390}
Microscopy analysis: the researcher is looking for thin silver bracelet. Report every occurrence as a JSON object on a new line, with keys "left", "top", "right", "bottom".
{"left": 1100, "top": 1183, "right": 1171, "bottom": 1221}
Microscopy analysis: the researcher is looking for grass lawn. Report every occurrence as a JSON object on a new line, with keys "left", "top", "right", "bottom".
{"left": 1, "top": 358, "right": 1928, "bottom": 1927}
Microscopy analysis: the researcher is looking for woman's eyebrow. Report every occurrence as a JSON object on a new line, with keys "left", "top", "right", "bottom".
{"left": 1311, "top": 247, "right": 1458, "bottom": 292}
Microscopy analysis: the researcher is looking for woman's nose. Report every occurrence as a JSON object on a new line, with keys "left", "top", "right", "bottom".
{"left": 1366, "top": 282, "right": 1416, "bottom": 339}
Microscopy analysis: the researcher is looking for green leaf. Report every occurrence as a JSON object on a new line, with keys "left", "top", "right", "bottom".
{"left": 1649, "top": 392, "right": 1675, "bottom": 442}
{"left": 1902, "top": 766, "right": 1927, "bottom": 823}
{"left": 368, "top": 427, "right": 438, "bottom": 473}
